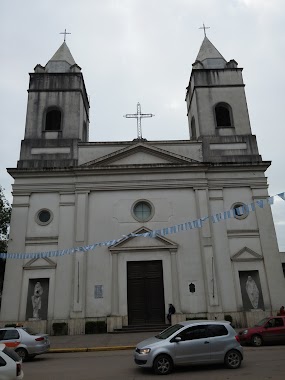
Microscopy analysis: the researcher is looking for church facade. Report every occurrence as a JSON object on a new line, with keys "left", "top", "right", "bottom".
{"left": 1, "top": 37, "right": 285, "bottom": 334}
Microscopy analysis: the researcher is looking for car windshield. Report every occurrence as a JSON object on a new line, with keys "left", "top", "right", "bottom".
{"left": 22, "top": 327, "right": 38, "bottom": 335}
{"left": 155, "top": 324, "right": 183, "bottom": 339}
{"left": 254, "top": 318, "right": 269, "bottom": 327}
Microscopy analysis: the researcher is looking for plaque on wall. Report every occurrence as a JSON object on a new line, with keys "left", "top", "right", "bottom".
{"left": 26, "top": 278, "right": 49, "bottom": 320}
{"left": 239, "top": 271, "right": 264, "bottom": 311}
{"left": 94, "top": 285, "right": 103, "bottom": 299}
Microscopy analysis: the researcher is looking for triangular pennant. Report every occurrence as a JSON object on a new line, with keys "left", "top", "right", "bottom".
{"left": 256, "top": 200, "right": 265, "bottom": 208}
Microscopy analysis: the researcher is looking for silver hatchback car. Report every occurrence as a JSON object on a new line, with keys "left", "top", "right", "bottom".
{"left": 134, "top": 320, "right": 243, "bottom": 375}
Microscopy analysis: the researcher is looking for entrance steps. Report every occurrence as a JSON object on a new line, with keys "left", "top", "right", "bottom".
{"left": 112, "top": 323, "right": 169, "bottom": 334}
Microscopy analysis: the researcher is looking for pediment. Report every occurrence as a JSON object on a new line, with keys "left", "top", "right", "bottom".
{"left": 231, "top": 247, "right": 263, "bottom": 262}
{"left": 23, "top": 257, "right": 57, "bottom": 270}
{"left": 109, "top": 227, "right": 178, "bottom": 252}
{"left": 81, "top": 142, "right": 198, "bottom": 167}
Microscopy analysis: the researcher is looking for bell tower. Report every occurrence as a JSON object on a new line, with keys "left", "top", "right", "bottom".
{"left": 186, "top": 37, "right": 261, "bottom": 163}
{"left": 18, "top": 42, "right": 90, "bottom": 168}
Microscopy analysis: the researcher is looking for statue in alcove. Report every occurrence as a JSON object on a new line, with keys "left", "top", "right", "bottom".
{"left": 245, "top": 276, "right": 259, "bottom": 309}
{"left": 31, "top": 281, "right": 43, "bottom": 319}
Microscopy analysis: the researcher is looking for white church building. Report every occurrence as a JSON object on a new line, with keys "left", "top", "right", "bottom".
{"left": 1, "top": 37, "right": 285, "bottom": 334}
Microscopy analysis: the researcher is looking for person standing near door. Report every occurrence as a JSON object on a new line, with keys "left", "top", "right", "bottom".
{"left": 167, "top": 303, "right": 176, "bottom": 324}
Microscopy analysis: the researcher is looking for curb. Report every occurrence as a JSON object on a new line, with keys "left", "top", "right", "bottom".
{"left": 49, "top": 345, "right": 136, "bottom": 353}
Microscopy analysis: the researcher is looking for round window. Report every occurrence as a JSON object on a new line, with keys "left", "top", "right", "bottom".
{"left": 36, "top": 209, "right": 53, "bottom": 225}
{"left": 232, "top": 203, "right": 249, "bottom": 220}
{"left": 132, "top": 200, "right": 154, "bottom": 222}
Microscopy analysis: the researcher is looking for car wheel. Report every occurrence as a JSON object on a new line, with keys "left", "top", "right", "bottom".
{"left": 224, "top": 350, "right": 242, "bottom": 369}
{"left": 153, "top": 354, "right": 173, "bottom": 375}
{"left": 15, "top": 348, "right": 28, "bottom": 362}
{"left": 251, "top": 334, "right": 263, "bottom": 347}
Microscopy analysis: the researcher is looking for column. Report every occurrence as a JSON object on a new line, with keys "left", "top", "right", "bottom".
{"left": 111, "top": 252, "right": 119, "bottom": 315}
{"left": 195, "top": 189, "right": 220, "bottom": 309}
{"left": 252, "top": 188, "right": 285, "bottom": 309}
{"left": 71, "top": 191, "right": 89, "bottom": 316}
{"left": 170, "top": 250, "right": 181, "bottom": 312}
{"left": 0, "top": 194, "right": 30, "bottom": 321}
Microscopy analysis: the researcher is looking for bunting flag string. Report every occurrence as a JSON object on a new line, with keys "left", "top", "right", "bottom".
{"left": 1, "top": 192, "right": 284, "bottom": 260}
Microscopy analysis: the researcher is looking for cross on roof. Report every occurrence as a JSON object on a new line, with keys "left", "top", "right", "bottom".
{"left": 199, "top": 23, "right": 210, "bottom": 37}
{"left": 124, "top": 102, "right": 155, "bottom": 139}
{"left": 60, "top": 29, "right": 71, "bottom": 42}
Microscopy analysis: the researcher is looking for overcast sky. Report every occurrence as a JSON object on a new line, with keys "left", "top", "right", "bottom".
{"left": 1, "top": 0, "right": 284, "bottom": 250}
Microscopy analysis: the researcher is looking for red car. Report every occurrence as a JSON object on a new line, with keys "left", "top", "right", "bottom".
{"left": 238, "top": 316, "right": 285, "bottom": 346}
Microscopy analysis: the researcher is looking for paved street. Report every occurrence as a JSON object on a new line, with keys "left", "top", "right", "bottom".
{"left": 23, "top": 346, "right": 285, "bottom": 380}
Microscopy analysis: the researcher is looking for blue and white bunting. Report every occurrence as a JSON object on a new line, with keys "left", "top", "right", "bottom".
{"left": 1, "top": 192, "right": 284, "bottom": 259}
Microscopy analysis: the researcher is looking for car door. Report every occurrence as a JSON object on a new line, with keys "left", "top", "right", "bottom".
{"left": 207, "top": 324, "right": 229, "bottom": 362}
{"left": 0, "top": 329, "right": 21, "bottom": 349}
{"left": 262, "top": 318, "right": 284, "bottom": 344}
{"left": 173, "top": 325, "right": 211, "bottom": 364}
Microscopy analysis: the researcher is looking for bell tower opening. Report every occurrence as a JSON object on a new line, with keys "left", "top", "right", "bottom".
{"left": 215, "top": 103, "right": 232, "bottom": 128}
{"left": 45, "top": 108, "right": 62, "bottom": 131}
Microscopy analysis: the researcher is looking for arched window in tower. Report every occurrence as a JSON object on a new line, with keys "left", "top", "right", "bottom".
{"left": 215, "top": 103, "right": 232, "bottom": 127}
{"left": 191, "top": 116, "right": 197, "bottom": 139}
{"left": 45, "top": 108, "right": 62, "bottom": 131}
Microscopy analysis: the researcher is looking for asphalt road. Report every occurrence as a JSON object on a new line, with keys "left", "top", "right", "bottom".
{"left": 23, "top": 346, "right": 285, "bottom": 380}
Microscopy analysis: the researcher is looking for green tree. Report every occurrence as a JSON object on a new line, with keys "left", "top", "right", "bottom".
{"left": 0, "top": 186, "right": 11, "bottom": 305}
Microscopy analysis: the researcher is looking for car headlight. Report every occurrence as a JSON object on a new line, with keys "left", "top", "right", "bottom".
{"left": 243, "top": 329, "right": 248, "bottom": 335}
{"left": 138, "top": 348, "right": 151, "bottom": 354}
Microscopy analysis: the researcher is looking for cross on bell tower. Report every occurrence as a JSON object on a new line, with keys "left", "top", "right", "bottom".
{"left": 60, "top": 28, "right": 71, "bottom": 42}
{"left": 199, "top": 23, "right": 210, "bottom": 37}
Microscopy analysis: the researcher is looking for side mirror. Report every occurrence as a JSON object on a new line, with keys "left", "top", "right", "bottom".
{"left": 174, "top": 336, "right": 182, "bottom": 343}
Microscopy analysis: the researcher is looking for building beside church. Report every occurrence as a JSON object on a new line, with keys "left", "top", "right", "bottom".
{"left": 1, "top": 37, "right": 285, "bottom": 334}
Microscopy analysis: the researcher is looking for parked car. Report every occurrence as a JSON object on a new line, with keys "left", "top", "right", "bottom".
{"left": 134, "top": 320, "right": 243, "bottom": 375}
{"left": 238, "top": 316, "right": 285, "bottom": 346}
{"left": 0, "top": 327, "right": 50, "bottom": 361}
{"left": 0, "top": 343, "right": 23, "bottom": 379}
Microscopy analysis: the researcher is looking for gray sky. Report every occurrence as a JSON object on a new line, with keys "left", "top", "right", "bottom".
{"left": 1, "top": 0, "right": 284, "bottom": 250}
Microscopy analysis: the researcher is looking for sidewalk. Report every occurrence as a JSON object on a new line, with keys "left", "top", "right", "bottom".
{"left": 48, "top": 328, "right": 244, "bottom": 353}
{"left": 49, "top": 331, "right": 160, "bottom": 353}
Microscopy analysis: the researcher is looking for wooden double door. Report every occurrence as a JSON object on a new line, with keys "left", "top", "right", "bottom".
{"left": 127, "top": 260, "right": 165, "bottom": 325}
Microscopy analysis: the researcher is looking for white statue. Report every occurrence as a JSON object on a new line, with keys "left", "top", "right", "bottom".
{"left": 31, "top": 281, "right": 43, "bottom": 319}
{"left": 245, "top": 275, "right": 259, "bottom": 309}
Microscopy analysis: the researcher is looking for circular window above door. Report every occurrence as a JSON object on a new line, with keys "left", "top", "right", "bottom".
{"left": 132, "top": 200, "right": 154, "bottom": 222}
{"left": 232, "top": 202, "right": 249, "bottom": 220}
{"left": 36, "top": 209, "right": 53, "bottom": 225}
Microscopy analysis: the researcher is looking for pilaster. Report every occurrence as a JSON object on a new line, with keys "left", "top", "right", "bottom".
{"left": 252, "top": 189, "right": 285, "bottom": 309}
{"left": 0, "top": 195, "right": 30, "bottom": 320}
{"left": 70, "top": 191, "right": 89, "bottom": 318}
{"left": 194, "top": 188, "right": 220, "bottom": 311}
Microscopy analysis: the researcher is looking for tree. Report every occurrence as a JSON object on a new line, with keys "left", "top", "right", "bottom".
{"left": 0, "top": 186, "right": 11, "bottom": 306}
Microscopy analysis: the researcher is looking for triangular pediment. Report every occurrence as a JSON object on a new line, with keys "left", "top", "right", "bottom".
{"left": 81, "top": 142, "right": 198, "bottom": 167}
{"left": 109, "top": 227, "right": 178, "bottom": 252}
{"left": 231, "top": 247, "right": 263, "bottom": 262}
{"left": 23, "top": 257, "right": 57, "bottom": 270}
